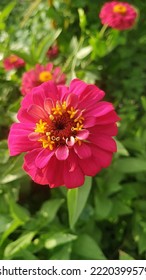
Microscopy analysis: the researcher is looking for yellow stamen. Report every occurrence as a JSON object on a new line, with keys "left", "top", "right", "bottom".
{"left": 35, "top": 119, "right": 47, "bottom": 133}
{"left": 52, "top": 101, "right": 67, "bottom": 116}
{"left": 113, "top": 4, "right": 127, "bottom": 14}
{"left": 75, "top": 138, "right": 82, "bottom": 146}
{"left": 39, "top": 71, "right": 52, "bottom": 82}
{"left": 67, "top": 107, "right": 78, "bottom": 119}
{"left": 39, "top": 136, "right": 54, "bottom": 150}
{"left": 73, "top": 122, "right": 83, "bottom": 131}
{"left": 49, "top": 114, "right": 54, "bottom": 120}
{"left": 74, "top": 116, "right": 84, "bottom": 123}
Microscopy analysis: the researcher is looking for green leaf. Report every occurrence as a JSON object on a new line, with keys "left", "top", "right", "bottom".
{"left": 0, "top": 219, "right": 21, "bottom": 246}
{"left": 26, "top": 199, "right": 64, "bottom": 231}
{"left": 0, "top": 140, "right": 9, "bottom": 164}
{"left": 78, "top": 8, "right": 87, "bottom": 32}
{"left": 45, "top": 232, "right": 77, "bottom": 249}
{"left": 36, "top": 29, "right": 62, "bottom": 63}
{"left": 73, "top": 234, "right": 106, "bottom": 260}
{"left": 76, "top": 46, "right": 92, "bottom": 60}
{"left": 116, "top": 140, "right": 129, "bottom": 156}
{"left": 119, "top": 250, "right": 134, "bottom": 260}
{"left": 39, "top": 198, "right": 64, "bottom": 223}
{"left": 0, "top": 1, "right": 16, "bottom": 22}
{"left": 4, "top": 232, "right": 36, "bottom": 259}
{"left": 141, "top": 96, "right": 146, "bottom": 111}
{"left": 95, "top": 195, "right": 112, "bottom": 221}
{"left": 0, "top": 215, "right": 12, "bottom": 233}
{"left": 14, "top": 249, "right": 38, "bottom": 260}
{"left": 115, "top": 158, "right": 146, "bottom": 173}
{"left": 0, "top": 154, "right": 26, "bottom": 184}
{"left": 110, "top": 198, "right": 132, "bottom": 219}
{"left": 50, "top": 244, "right": 72, "bottom": 260}
{"left": 8, "top": 197, "right": 30, "bottom": 224}
{"left": 67, "top": 176, "right": 92, "bottom": 230}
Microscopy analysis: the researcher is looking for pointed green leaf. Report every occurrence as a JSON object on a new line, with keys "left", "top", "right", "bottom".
{"left": 4, "top": 232, "right": 36, "bottom": 259}
{"left": 67, "top": 176, "right": 92, "bottom": 230}
{"left": 45, "top": 232, "right": 77, "bottom": 249}
{"left": 73, "top": 234, "right": 106, "bottom": 260}
{"left": 39, "top": 198, "right": 64, "bottom": 223}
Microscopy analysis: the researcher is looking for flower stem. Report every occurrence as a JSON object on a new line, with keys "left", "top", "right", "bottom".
{"left": 99, "top": 24, "right": 108, "bottom": 38}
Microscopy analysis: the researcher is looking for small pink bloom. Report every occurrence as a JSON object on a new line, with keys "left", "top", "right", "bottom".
{"left": 47, "top": 45, "right": 59, "bottom": 59}
{"left": 21, "top": 63, "right": 66, "bottom": 96}
{"left": 8, "top": 79, "right": 120, "bottom": 189}
{"left": 3, "top": 54, "right": 25, "bottom": 71}
{"left": 99, "top": 1, "right": 138, "bottom": 30}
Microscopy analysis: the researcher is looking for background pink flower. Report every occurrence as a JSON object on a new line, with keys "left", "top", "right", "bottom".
{"left": 99, "top": 1, "right": 138, "bottom": 30}
{"left": 3, "top": 54, "right": 25, "bottom": 71}
{"left": 46, "top": 45, "right": 59, "bottom": 59}
{"left": 8, "top": 79, "right": 120, "bottom": 189}
{"left": 21, "top": 63, "right": 66, "bottom": 96}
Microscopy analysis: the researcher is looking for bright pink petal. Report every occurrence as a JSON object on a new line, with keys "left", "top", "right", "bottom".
{"left": 69, "top": 79, "right": 88, "bottom": 96}
{"left": 96, "top": 110, "right": 120, "bottom": 125}
{"left": 35, "top": 148, "right": 54, "bottom": 168}
{"left": 23, "top": 150, "right": 49, "bottom": 185}
{"left": 28, "top": 132, "right": 41, "bottom": 141}
{"left": 79, "top": 156, "right": 101, "bottom": 176}
{"left": 44, "top": 98, "right": 53, "bottom": 114}
{"left": 17, "top": 108, "right": 36, "bottom": 124}
{"left": 89, "top": 134, "right": 117, "bottom": 152}
{"left": 44, "top": 156, "right": 65, "bottom": 187}
{"left": 74, "top": 143, "right": 92, "bottom": 159}
{"left": 90, "top": 144, "right": 113, "bottom": 168}
{"left": 76, "top": 129, "right": 89, "bottom": 140}
{"left": 57, "top": 85, "right": 69, "bottom": 101}
{"left": 55, "top": 145, "right": 69, "bottom": 160}
{"left": 66, "top": 93, "right": 79, "bottom": 108}
{"left": 84, "top": 102, "right": 114, "bottom": 118}
{"left": 8, "top": 123, "right": 39, "bottom": 156}
{"left": 83, "top": 116, "right": 96, "bottom": 128}
{"left": 90, "top": 123, "right": 118, "bottom": 136}
{"left": 32, "top": 87, "right": 46, "bottom": 107}
{"left": 41, "top": 81, "right": 59, "bottom": 101}
{"left": 27, "top": 104, "right": 48, "bottom": 120}
{"left": 46, "top": 63, "right": 53, "bottom": 72}
{"left": 64, "top": 158, "right": 84, "bottom": 189}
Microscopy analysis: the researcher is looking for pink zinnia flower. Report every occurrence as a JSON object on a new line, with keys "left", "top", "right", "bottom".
{"left": 99, "top": 1, "right": 138, "bottom": 30}
{"left": 3, "top": 54, "right": 25, "bottom": 71}
{"left": 47, "top": 45, "right": 59, "bottom": 59}
{"left": 21, "top": 63, "right": 66, "bottom": 96}
{"left": 8, "top": 79, "right": 119, "bottom": 189}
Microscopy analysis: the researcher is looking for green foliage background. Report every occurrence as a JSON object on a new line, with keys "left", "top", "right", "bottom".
{"left": 0, "top": 0, "right": 146, "bottom": 260}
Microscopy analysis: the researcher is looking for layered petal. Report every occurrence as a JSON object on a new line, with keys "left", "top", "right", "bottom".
{"left": 8, "top": 123, "right": 39, "bottom": 156}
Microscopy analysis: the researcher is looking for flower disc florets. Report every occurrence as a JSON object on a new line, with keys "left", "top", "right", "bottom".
{"left": 34, "top": 101, "right": 84, "bottom": 150}
{"left": 3, "top": 54, "right": 25, "bottom": 71}
{"left": 8, "top": 79, "right": 120, "bottom": 189}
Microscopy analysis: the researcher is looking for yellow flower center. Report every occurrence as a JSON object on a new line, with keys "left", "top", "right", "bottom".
{"left": 39, "top": 71, "right": 52, "bottom": 82}
{"left": 9, "top": 55, "right": 18, "bottom": 63}
{"left": 34, "top": 101, "right": 84, "bottom": 150}
{"left": 113, "top": 4, "right": 127, "bottom": 14}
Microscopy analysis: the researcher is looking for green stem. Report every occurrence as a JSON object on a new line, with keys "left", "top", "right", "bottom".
{"left": 99, "top": 24, "right": 108, "bottom": 38}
